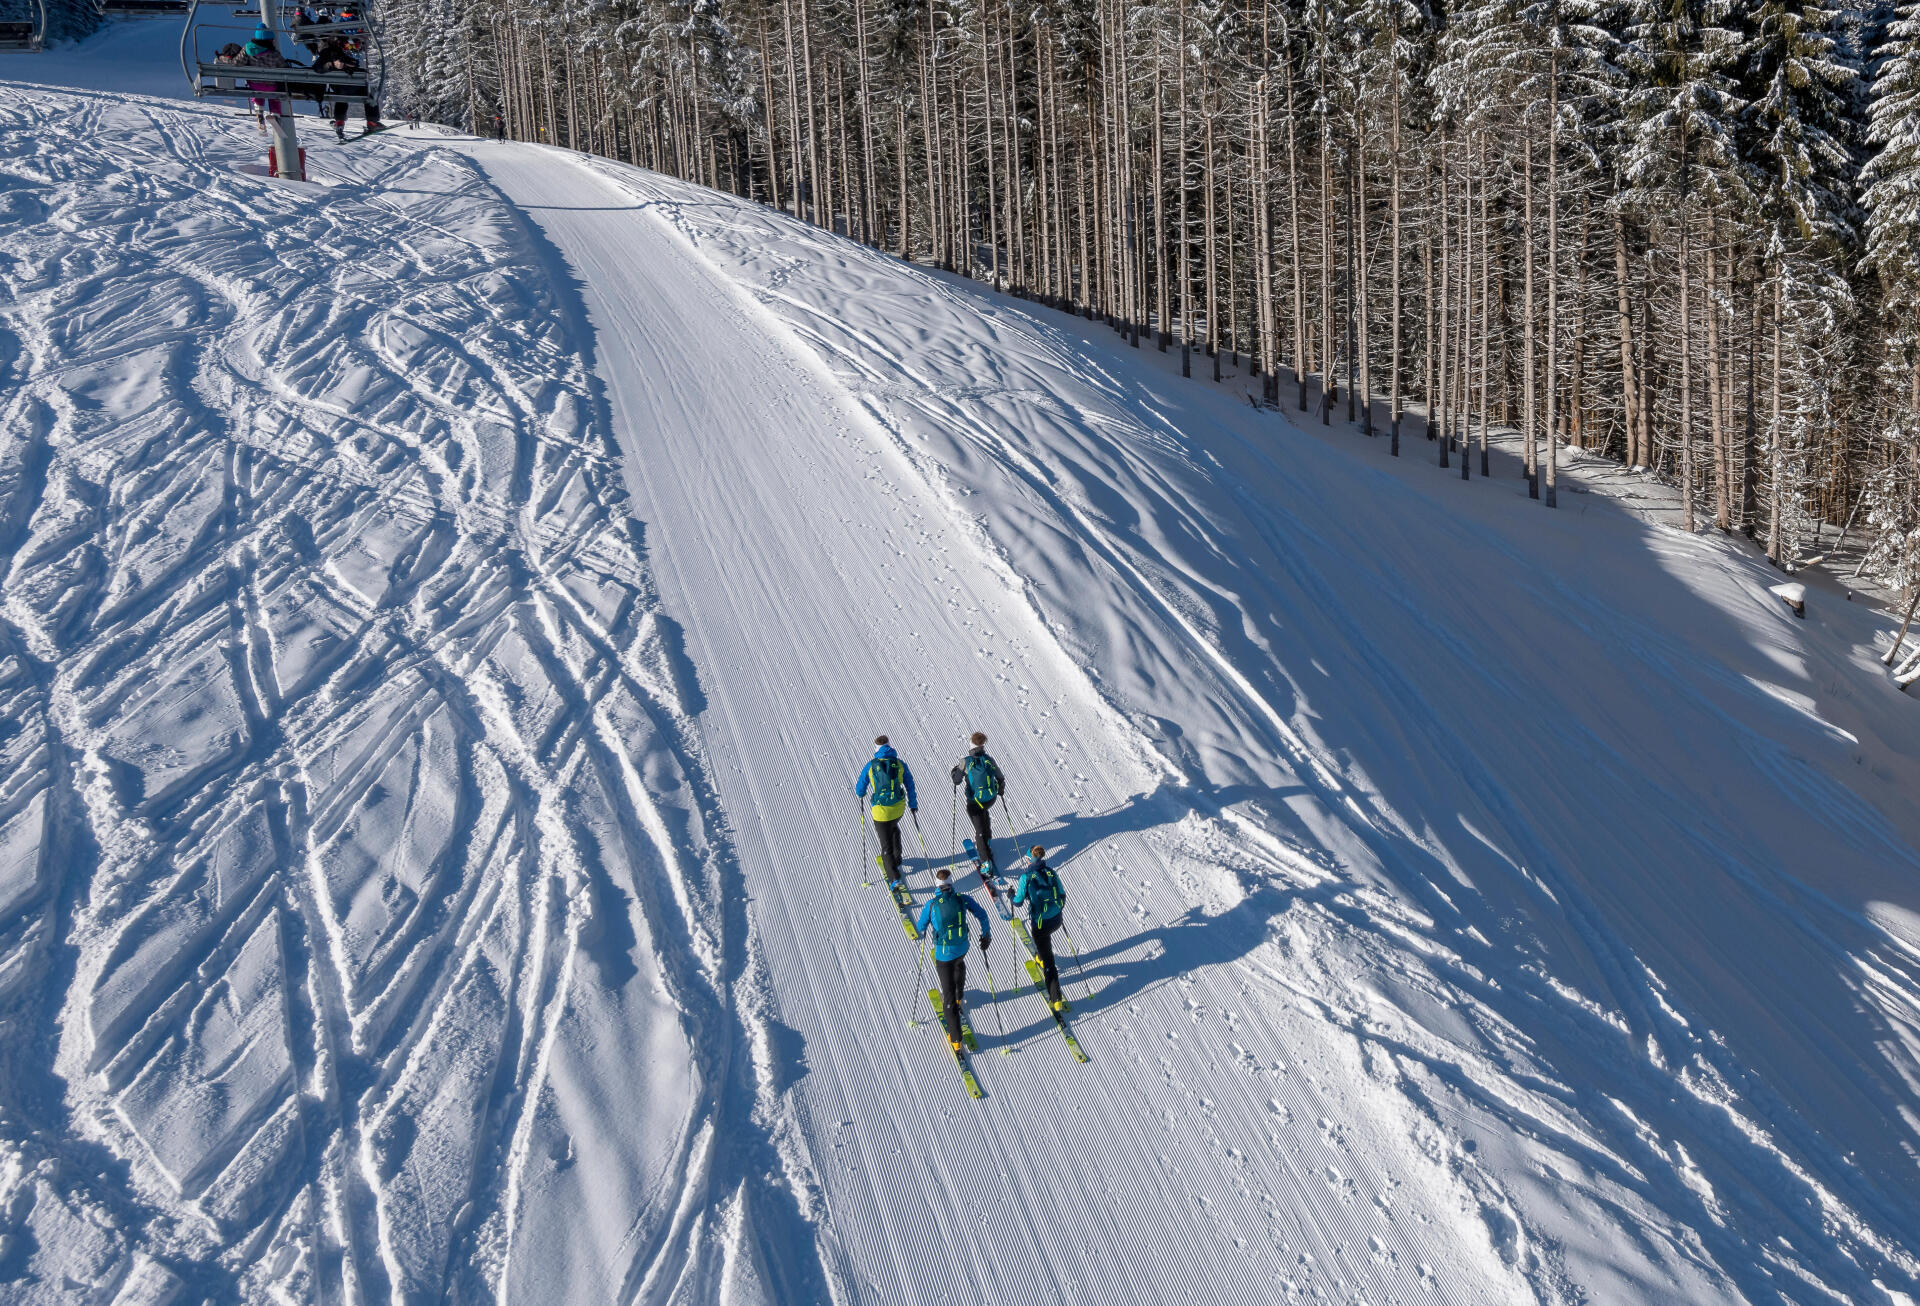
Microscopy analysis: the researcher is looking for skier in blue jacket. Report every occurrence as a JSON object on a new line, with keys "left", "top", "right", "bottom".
{"left": 1012, "top": 845, "right": 1067, "bottom": 1008}
{"left": 855, "top": 736, "right": 918, "bottom": 885}
{"left": 917, "top": 866, "right": 992, "bottom": 1050}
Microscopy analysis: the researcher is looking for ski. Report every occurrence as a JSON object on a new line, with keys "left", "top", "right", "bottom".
{"left": 336, "top": 122, "right": 396, "bottom": 144}
{"left": 1019, "top": 960, "right": 1089, "bottom": 1062}
{"left": 928, "top": 987, "right": 978, "bottom": 1052}
{"left": 1023, "top": 957, "right": 1071, "bottom": 1013}
{"left": 964, "top": 838, "right": 1014, "bottom": 921}
{"left": 877, "top": 856, "right": 919, "bottom": 939}
{"left": 929, "top": 989, "right": 985, "bottom": 1097}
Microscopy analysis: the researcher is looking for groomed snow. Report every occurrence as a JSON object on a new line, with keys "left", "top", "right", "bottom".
{"left": 5, "top": 24, "right": 1920, "bottom": 1305}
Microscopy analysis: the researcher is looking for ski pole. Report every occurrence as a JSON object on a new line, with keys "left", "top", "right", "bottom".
{"left": 911, "top": 808, "right": 932, "bottom": 880}
{"left": 949, "top": 788, "right": 958, "bottom": 863}
{"left": 906, "top": 934, "right": 929, "bottom": 1029}
{"left": 1060, "top": 923, "right": 1096, "bottom": 1002}
{"left": 860, "top": 796, "right": 871, "bottom": 887}
{"left": 979, "top": 944, "right": 1012, "bottom": 1054}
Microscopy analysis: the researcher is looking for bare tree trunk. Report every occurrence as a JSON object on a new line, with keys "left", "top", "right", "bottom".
{"left": 1708, "top": 230, "right": 1730, "bottom": 531}
{"left": 1389, "top": 28, "right": 1402, "bottom": 454}
{"left": 1318, "top": 6, "right": 1332, "bottom": 425}
{"left": 1679, "top": 208, "right": 1695, "bottom": 532}
{"left": 1207, "top": 92, "right": 1221, "bottom": 382}
{"left": 1768, "top": 273, "right": 1785, "bottom": 563}
{"left": 1614, "top": 210, "right": 1640, "bottom": 471}
{"left": 1454, "top": 150, "right": 1470, "bottom": 479}
{"left": 1524, "top": 135, "right": 1538, "bottom": 495}
{"left": 1437, "top": 138, "right": 1451, "bottom": 468}
{"left": 1423, "top": 151, "right": 1434, "bottom": 440}
{"left": 1179, "top": 0, "right": 1192, "bottom": 376}
{"left": 1544, "top": 68, "right": 1560, "bottom": 508}
{"left": 855, "top": 0, "right": 877, "bottom": 243}
{"left": 1284, "top": 40, "right": 1305, "bottom": 409}
{"left": 1478, "top": 132, "right": 1491, "bottom": 477}
{"left": 1358, "top": 106, "right": 1372, "bottom": 437}
{"left": 1154, "top": 30, "right": 1169, "bottom": 347}
{"left": 798, "top": 0, "right": 822, "bottom": 225}
{"left": 783, "top": 0, "right": 807, "bottom": 222}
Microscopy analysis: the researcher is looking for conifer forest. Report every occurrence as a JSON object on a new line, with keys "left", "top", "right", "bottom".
{"left": 384, "top": 0, "right": 1920, "bottom": 592}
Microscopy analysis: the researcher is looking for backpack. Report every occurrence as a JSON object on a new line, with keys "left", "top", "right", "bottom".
{"left": 928, "top": 890, "right": 969, "bottom": 948}
{"left": 1025, "top": 864, "right": 1064, "bottom": 918}
{"left": 869, "top": 757, "right": 906, "bottom": 807}
{"left": 963, "top": 754, "right": 1001, "bottom": 807}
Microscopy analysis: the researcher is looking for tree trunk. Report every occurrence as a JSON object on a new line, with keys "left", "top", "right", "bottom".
{"left": 1389, "top": 27, "right": 1401, "bottom": 454}
{"left": 1544, "top": 68, "right": 1559, "bottom": 508}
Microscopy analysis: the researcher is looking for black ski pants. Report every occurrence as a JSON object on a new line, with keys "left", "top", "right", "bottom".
{"left": 1033, "top": 913, "right": 1062, "bottom": 1000}
{"left": 965, "top": 798, "right": 995, "bottom": 865}
{"left": 935, "top": 956, "right": 968, "bottom": 1043}
{"left": 874, "top": 816, "right": 903, "bottom": 882}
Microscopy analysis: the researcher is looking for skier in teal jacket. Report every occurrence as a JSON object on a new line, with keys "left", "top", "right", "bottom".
{"left": 917, "top": 867, "right": 992, "bottom": 1049}
{"left": 1012, "top": 846, "right": 1067, "bottom": 1008}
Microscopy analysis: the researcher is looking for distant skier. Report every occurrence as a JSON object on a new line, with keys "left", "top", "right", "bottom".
{"left": 1012, "top": 845, "right": 1067, "bottom": 1008}
{"left": 918, "top": 866, "right": 992, "bottom": 1051}
{"left": 950, "top": 732, "right": 1005, "bottom": 870}
{"left": 492, "top": 113, "right": 505, "bottom": 141}
{"left": 855, "top": 736, "right": 918, "bottom": 885}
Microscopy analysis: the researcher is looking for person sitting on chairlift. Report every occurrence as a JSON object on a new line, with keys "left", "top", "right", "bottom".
{"left": 310, "top": 36, "right": 382, "bottom": 140}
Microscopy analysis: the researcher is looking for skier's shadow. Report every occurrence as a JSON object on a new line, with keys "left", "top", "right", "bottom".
{"left": 931, "top": 785, "right": 1328, "bottom": 1044}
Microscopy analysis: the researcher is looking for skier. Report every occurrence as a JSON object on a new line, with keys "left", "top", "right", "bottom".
{"left": 291, "top": 7, "right": 323, "bottom": 56}
{"left": 854, "top": 736, "right": 918, "bottom": 885}
{"left": 1012, "top": 845, "right": 1067, "bottom": 1008}
{"left": 492, "top": 113, "right": 505, "bottom": 141}
{"left": 238, "top": 26, "right": 300, "bottom": 129}
{"left": 949, "top": 731, "right": 1006, "bottom": 870}
{"left": 310, "top": 36, "right": 382, "bottom": 138}
{"left": 917, "top": 866, "right": 992, "bottom": 1051}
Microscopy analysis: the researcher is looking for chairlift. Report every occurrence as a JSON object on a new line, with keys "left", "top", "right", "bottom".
{"left": 179, "top": 0, "right": 381, "bottom": 108}
{"left": 0, "top": 0, "right": 47, "bottom": 50}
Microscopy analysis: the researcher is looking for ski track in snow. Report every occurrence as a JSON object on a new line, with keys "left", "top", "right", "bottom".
{"left": 4, "top": 26, "right": 1920, "bottom": 1304}
{"left": 0, "top": 75, "right": 792, "bottom": 1304}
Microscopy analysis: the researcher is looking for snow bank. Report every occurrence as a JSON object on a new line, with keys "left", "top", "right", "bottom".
{"left": 0, "top": 70, "right": 763, "bottom": 1304}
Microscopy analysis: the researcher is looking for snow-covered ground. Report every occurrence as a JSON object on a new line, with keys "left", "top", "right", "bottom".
{"left": 5, "top": 24, "right": 1920, "bottom": 1306}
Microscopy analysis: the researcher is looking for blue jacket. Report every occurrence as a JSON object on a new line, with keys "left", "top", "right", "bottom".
{"left": 917, "top": 885, "right": 991, "bottom": 961}
{"left": 1012, "top": 859, "right": 1065, "bottom": 924}
{"left": 855, "top": 746, "right": 918, "bottom": 811}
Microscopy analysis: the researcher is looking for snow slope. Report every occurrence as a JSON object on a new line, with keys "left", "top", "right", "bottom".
{"left": 7, "top": 25, "right": 1920, "bottom": 1305}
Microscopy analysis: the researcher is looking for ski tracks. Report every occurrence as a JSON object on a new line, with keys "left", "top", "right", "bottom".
{"left": 0, "top": 88, "right": 760, "bottom": 1302}
{"left": 582, "top": 161, "right": 1920, "bottom": 1304}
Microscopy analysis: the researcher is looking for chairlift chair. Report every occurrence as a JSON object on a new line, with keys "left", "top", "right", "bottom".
{"left": 0, "top": 0, "right": 47, "bottom": 49}
{"left": 179, "top": 0, "right": 381, "bottom": 108}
